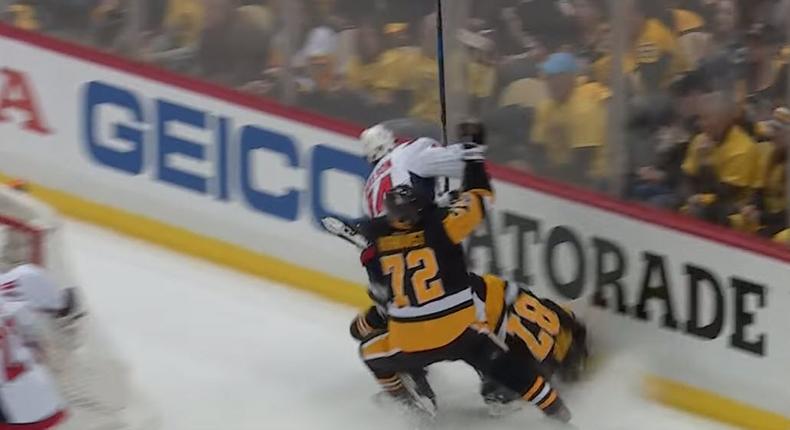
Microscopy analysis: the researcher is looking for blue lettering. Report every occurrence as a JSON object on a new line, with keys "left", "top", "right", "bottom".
{"left": 157, "top": 100, "right": 208, "bottom": 194}
{"left": 81, "top": 81, "right": 371, "bottom": 225}
{"left": 240, "top": 126, "right": 300, "bottom": 221}
{"left": 83, "top": 81, "right": 144, "bottom": 175}
{"left": 310, "top": 144, "right": 370, "bottom": 223}
{"left": 216, "top": 116, "right": 230, "bottom": 201}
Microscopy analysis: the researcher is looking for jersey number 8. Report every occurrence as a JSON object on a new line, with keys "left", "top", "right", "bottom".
{"left": 380, "top": 248, "right": 445, "bottom": 308}
{"left": 508, "top": 295, "right": 560, "bottom": 361}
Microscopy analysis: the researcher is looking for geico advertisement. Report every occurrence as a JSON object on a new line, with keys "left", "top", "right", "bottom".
{"left": 0, "top": 41, "right": 371, "bottom": 281}
{"left": 80, "top": 80, "right": 369, "bottom": 224}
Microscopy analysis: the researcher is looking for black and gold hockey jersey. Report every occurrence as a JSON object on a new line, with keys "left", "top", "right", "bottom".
{"left": 473, "top": 274, "right": 586, "bottom": 378}
{"left": 360, "top": 162, "right": 492, "bottom": 353}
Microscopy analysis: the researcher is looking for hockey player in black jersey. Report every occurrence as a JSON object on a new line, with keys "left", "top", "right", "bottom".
{"left": 353, "top": 149, "right": 571, "bottom": 422}
{"left": 350, "top": 272, "right": 589, "bottom": 412}
{"left": 472, "top": 274, "right": 588, "bottom": 407}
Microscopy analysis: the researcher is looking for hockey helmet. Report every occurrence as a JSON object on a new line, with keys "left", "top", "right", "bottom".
{"left": 360, "top": 124, "right": 396, "bottom": 164}
{"left": 384, "top": 185, "right": 429, "bottom": 227}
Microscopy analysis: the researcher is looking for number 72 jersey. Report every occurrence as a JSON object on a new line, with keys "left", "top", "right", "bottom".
{"left": 0, "top": 296, "right": 65, "bottom": 426}
{"left": 362, "top": 189, "right": 492, "bottom": 354}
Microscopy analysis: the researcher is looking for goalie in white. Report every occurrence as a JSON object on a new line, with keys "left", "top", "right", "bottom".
{"left": 0, "top": 264, "right": 159, "bottom": 430}
{"left": 0, "top": 293, "right": 66, "bottom": 429}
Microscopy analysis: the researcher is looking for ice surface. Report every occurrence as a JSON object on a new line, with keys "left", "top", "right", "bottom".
{"left": 64, "top": 220, "right": 736, "bottom": 430}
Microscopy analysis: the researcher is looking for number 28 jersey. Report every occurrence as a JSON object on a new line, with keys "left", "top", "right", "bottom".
{"left": 475, "top": 274, "right": 578, "bottom": 371}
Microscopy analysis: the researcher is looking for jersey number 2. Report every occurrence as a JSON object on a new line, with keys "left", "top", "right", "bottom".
{"left": 0, "top": 319, "right": 25, "bottom": 382}
{"left": 380, "top": 248, "right": 445, "bottom": 308}
{"left": 508, "top": 295, "right": 560, "bottom": 361}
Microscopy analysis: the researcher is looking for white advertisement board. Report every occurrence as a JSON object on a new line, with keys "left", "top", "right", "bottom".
{"left": 0, "top": 33, "right": 369, "bottom": 284}
{"left": 478, "top": 180, "right": 790, "bottom": 417}
{"left": 1, "top": 27, "right": 788, "bottom": 418}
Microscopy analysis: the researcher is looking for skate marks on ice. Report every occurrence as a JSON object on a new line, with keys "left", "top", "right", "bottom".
{"left": 63, "top": 220, "right": 734, "bottom": 430}
{"left": 373, "top": 356, "right": 736, "bottom": 430}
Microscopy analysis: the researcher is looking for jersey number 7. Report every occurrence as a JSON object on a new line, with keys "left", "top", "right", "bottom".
{"left": 0, "top": 319, "right": 26, "bottom": 382}
{"left": 380, "top": 248, "right": 445, "bottom": 308}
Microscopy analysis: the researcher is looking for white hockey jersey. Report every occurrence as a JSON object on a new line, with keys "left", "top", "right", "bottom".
{"left": 363, "top": 138, "right": 467, "bottom": 217}
{"left": 0, "top": 265, "right": 159, "bottom": 430}
{"left": 0, "top": 294, "right": 65, "bottom": 428}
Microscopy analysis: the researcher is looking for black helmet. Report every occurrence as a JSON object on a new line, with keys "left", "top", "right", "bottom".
{"left": 384, "top": 185, "right": 428, "bottom": 227}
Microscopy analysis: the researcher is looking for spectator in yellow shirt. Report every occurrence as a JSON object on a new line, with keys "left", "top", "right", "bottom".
{"left": 531, "top": 53, "right": 610, "bottom": 187}
{"left": 370, "top": 22, "right": 421, "bottom": 108}
{"left": 407, "top": 16, "right": 440, "bottom": 124}
{"left": 139, "top": 0, "right": 205, "bottom": 73}
{"left": 732, "top": 107, "right": 789, "bottom": 237}
{"left": 743, "top": 24, "right": 788, "bottom": 120}
{"left": 671, "top": 6, "right": 705, "bottom": 36}
{"left": 457, "top": 29, "right": 497, "bottom": 118}
{"left": 4, "top": 3, "right": 39, "bottom": 30}
{"left": 593, "top": 0, "right": 689, "bottom": 92}
{"left": 345, "top": 22, "right": 382, "bottom": 93}
{"left": 682, "top": 89, "right": 760, "bottom": 224}
{"left": 164, "top": 0, "right": 204, "bottom": 44}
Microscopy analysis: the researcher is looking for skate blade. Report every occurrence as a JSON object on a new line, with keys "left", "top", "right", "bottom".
{"left": 372, "top": 393, "right": 437, "bottom": 429}
{"left": 485, "top": 400, "right": 523, "bottom": 418}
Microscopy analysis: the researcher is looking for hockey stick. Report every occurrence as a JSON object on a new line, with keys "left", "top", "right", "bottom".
{"left": 436, "top": 0, "right": 453, "bottom": 196}
{"left": 434, "top": 4, "right": 501, "bottom": 276}
{"left": 320, "top": 217, "right": 369, "bottom": 250}
{"left": 436, "top": 0, "right": 448, "bottom": 148}
{"left": 457, "top": 122, "right": 503, "bottom": 276}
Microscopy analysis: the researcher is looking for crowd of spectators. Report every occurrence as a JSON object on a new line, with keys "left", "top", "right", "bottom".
{"left": 2, "top": 0, "right": 790, "bottom": 243}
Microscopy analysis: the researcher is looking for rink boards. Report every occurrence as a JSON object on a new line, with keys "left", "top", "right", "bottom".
{"left": 0, "top": 24, "right": 788, "bottom": 429}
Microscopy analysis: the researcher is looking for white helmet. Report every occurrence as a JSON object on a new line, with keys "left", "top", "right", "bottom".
{"left": 360, "top": 124, "right": 396, "bottom": 163}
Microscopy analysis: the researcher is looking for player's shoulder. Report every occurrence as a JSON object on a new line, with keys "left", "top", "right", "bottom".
{"left": 421, "top": 204, "right": 453, "bottom": 232}
{"left": 359, "top": 216, "right": 391, "bottom": 240}
{"left": 0, "top": 264, "right": 63, "bottom": 311}
{"left": 410, "top": 137, "right": 441, "bottom": 149}
{"left": 0, "top": 264, "right": 41, "bottom": 299}
{"left": 393, "top": 137, "right": 440, "bottom": 156}
{"left": 370, "top": 153, "right": 393, "bottom": 179}
{"left": 1, "top": 264, "right": 48, "bottom": 290}
{"left": 4, "top": 263, "right": 45, "bottom": 280}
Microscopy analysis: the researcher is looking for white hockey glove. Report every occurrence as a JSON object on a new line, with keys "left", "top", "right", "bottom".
{"left": 320, "top": 217, "right": 370, "bottom": 250}
{"left": 460, "top": 144, "right": 487, "bottom": 162}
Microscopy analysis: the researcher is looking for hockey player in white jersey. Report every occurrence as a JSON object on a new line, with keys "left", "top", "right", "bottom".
{"left": 0, "top": 293, "right": 66, "bottom": 429}
{"left": 361, "top": 123, "right": 485, "bottom": 218}
{"left": 0, "top": 264, "right": 159, "bottom": 430}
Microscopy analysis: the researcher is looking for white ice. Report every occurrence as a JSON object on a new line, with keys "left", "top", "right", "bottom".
{"left": 64, "top": 219, "right": 736, "bottom": 430}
